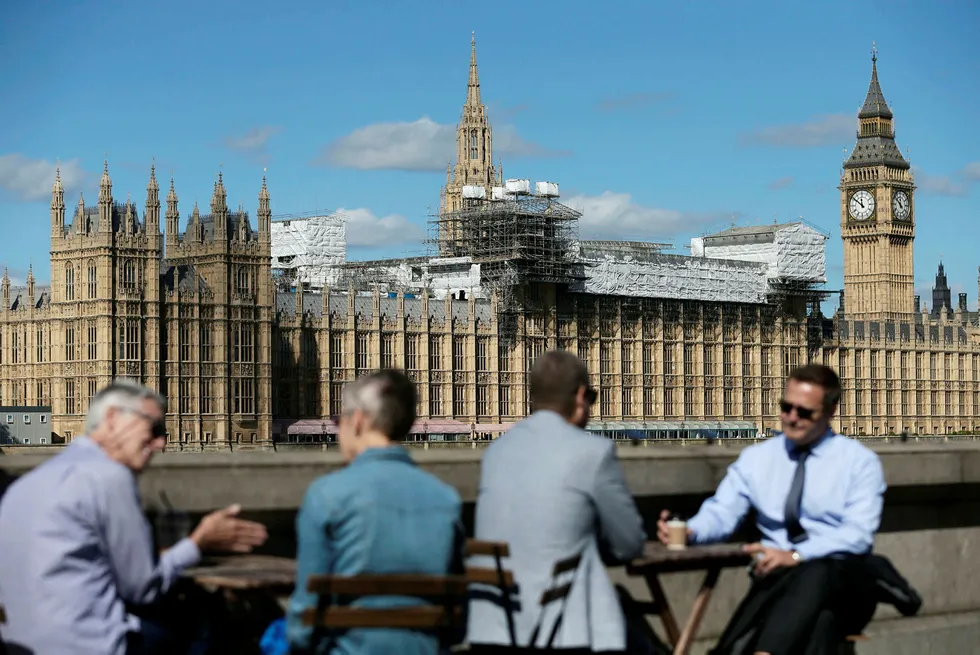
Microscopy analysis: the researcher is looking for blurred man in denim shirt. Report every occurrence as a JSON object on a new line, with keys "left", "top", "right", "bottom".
{"left": 287, "top": 369, "right": 465, "bottom": 655}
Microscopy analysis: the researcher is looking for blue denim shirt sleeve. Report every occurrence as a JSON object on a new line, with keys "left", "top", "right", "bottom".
{"left": 687, "top": 453, "right": 754, "bottom": 544}
{"left": 287, "top": 482, "right": 334, "bottom": 651}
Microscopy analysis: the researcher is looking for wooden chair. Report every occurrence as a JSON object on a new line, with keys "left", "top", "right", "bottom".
{"left": 303, "top": 573, "right": 469, "bottom": 639}
{"left": 527, "top": 551, "right": 583, "bottom": 649}
{"left": 465, "top": 539, "right": 518, "bottom": 647}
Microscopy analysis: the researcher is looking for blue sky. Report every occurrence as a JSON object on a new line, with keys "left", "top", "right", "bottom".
{"left": 1, "top": 0, "right": 978, "bottom": 309}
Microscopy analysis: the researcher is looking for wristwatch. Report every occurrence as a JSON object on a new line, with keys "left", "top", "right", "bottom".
{"left": 791, "top": 551, "right": 803, "bottom": 563}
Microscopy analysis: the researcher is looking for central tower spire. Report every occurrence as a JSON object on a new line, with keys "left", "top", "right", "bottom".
{"left": 441, "top": 32, "right": 498, "bottom": 221}
{"left": 467, "top": 31, "right": 481, "bottom": 108}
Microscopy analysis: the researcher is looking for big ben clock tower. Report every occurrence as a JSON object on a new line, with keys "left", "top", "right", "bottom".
{"left": 840, "top": 46, "right": 915, "bottom": 319}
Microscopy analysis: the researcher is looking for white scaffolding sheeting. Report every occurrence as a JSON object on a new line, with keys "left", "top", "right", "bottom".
{"left": 271, "top": 215, "right": 347, "bottom": 287}
{"left": 574, "top": 252, "right": 769, "bottom": 304}
{"left": 698, "top": 222, "right": 827, "bottom": 283}
{"left": 347, "top": 258, "right": 485, "bottom": 300}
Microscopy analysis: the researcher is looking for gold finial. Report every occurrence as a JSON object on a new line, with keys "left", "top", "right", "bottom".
{"left": 872, "top": 41, "right": 877, "bottom": 62}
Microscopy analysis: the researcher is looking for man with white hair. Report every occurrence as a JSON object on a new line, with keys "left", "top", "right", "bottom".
{"left": 286, "top": 369, "right": 465, "bottom": 654}
{"left": 0, "top": 378, "right": 269, "bottom": 655}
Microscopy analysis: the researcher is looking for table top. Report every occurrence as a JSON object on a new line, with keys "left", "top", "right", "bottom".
{"left": 627, "top": 542, "right": 752, "bottom": 575}
{"left": 183, "top": 554, "right": 297, "bottom": 591}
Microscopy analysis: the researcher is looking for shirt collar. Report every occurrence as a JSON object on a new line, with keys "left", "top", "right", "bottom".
{"left": 782, "top": 427, "right": 835, "bottom": 457}
{"left": 349, "top": 444, "right": 415, "bottom": 467}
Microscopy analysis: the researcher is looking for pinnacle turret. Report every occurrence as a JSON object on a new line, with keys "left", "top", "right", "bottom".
{"left": 466, "top": 31, "right": 481, "bottom": 108}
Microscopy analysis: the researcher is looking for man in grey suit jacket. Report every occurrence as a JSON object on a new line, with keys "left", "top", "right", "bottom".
{"left": 467, "top": 350, "right": 647, "bottom": 653}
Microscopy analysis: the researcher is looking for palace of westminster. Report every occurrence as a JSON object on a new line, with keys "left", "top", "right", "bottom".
{"left": 1, "top": 38, "right": 978, "bottom": 444}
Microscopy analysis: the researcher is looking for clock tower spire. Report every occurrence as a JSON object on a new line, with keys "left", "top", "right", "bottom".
{"left": 839, "top": 46, "right": 915, "bottom": 319}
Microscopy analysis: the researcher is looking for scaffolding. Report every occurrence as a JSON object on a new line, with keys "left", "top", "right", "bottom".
{"left": 428, "top": 194, "right": 584, "bottom": 307}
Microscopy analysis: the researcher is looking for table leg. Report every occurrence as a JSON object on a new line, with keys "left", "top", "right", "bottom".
{"left": 673, "top": 567, "right": 721, "bottom": 655}
{"left": 643, "top": 573, "right": 681, "bottom": 647}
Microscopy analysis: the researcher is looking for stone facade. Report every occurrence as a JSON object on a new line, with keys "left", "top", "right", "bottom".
{"left": 0, "top": 165, "right": 273, "bottom": 445}
{"left": 1, "top": 41, "right": 978, "bottom": 443}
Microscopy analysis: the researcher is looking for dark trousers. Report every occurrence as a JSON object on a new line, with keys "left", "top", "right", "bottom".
{"left": 125, "top": 582, "right": 218, "bottom": 655}
{"left": 712, "top": 557, "right": 877, "bottom": 655}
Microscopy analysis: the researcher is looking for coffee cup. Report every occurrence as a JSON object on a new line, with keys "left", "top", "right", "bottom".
{"left": 667, "top": 518, "right": 688, "bottom": 550}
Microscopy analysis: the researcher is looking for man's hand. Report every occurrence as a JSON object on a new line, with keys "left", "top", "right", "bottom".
{"left": 656, "top": 509, "right": 694, "bottom": 546}
{"left": 743, "top": 543, "right": 800, "bottom": 576}
{"left": 190, "top": 504, "right": 269, "bottom": 553}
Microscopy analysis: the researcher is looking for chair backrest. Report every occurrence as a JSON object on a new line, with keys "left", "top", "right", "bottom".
{"left": 465, "top": 539, "right": 518, "bottom": 647}
{"left": 303, "top": 574, "right": 468, "bottom": 630}
{"left": 528, "top": 551, "right": 584, "bottom": 649}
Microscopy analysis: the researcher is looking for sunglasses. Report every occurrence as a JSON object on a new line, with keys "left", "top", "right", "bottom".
{"left": 779, "top": 400, "right": 817, "bottom": 421}
{"left": 122, "top": 407, "right": 167, "bottom": 438}
{"left": 584, "top": 387, "right": 598, "bottom": 406}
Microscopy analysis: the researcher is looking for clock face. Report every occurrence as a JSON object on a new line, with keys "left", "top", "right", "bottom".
{"left": 848, "top": 190, "right": 875, "bottom": 220}
{"left": 892, "top": 190, "right": 911, "bottom": 220}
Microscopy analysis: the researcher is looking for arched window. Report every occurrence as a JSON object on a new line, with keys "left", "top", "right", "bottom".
{"left": 88, "top": 263, "right": 97, "bottom": 298}
{"left": 470, "top": 130, "right": 478, "bottom": 159}
{"left": 123, "top": 260, "right": 136, "bottom": 290}
{"left": 237, "top": 267, "right": 251, "bottom": 294}
{"left": 65, "top": 263, "right": 75, "bottom": 301}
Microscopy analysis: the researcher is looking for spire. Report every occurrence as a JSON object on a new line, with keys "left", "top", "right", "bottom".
{"left": 26, "top": 263, "right": 35, "bottom": 301}
{"left": 53, "top": 161, "right": 64, "bottom": 194}
{"left": 100, "top": 157, "right": 111, "bottom": 191}
{"left": 466, "top": 31, "right": 481, "bottom": 107}
{"left": 167, "top": 174, "right": 177, "bottom": 203}
{"left": 148, "top": 161, "right": 158, "bottom": 191}
{"left": 859, "top": 42, "right": 893, "bottom": 119}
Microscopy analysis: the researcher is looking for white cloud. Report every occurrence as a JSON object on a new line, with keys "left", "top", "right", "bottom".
{"left": 564, "top": 191, "right": 734, "bottom": 240}
{"left": 0, "top": 154, "right": 87, "bottom": 202}
{"left": 740, "top": 114, "right": 853, "bottom": 148}
{"left": 914, "top": 167, "right": 969, "bottom": 197}
{"left": 319, "top": 116, "right": 569, "bottom": 171}
{"left": 223, "top": 125, "right": 282, "bottom": 154}
{"left": 338, "top": 207, "right": 426, "bottom": 248}
{"left": 962, "top": 161, "right": 980, "bottom": 181}
{"left": 767, "top": 176, "right": 795, "bottom": 190}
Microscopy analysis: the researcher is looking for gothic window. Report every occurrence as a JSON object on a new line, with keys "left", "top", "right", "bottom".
{"left": 88, "top": 263, "right": 97, "bottom": 298}
{"left": 179, "top": 379, "right": 192, "bottom": 414}
{"left": 356, "top": 333, "right": 369, "bottom": 371}
{"left": 498, "top": 385, "right": 511, "bottom": 417}
{"left": 87, "top": 322, "right": 97, "bottom": 360}
{"left": 233, "top": 324, "right": 254, "bottom": 363}
{"left": 87, "top": 379, "right": 98, "bottom": 407}
{"left": 453, "top": 385, "right": 465, "bottom": 417}
{"left": 380, "top": 333, "right": 394, "bottom": 369}
{"left": 237, "top": 267, "right": 251, "bottom": 294}
{"left": 453, "top": 337, "right": 465, "bottom": 371}
{"left": 429, "top": 384, "right": 443, "bottom": 417}
{"left": 330, "top": 382, "right": 343, "bottom": 417}
{"left": 11, "top": 331, "right": 19, "bottom": 364}
{"left": 330, "top": 332, "right": 344, "bottom": 369}
{"left": 200, "top": 324, "right": 212, "bottom": 362}
{"left": 201, "top": 379, "right": 213, "bottom": 414}
{"left": 118, "top": 319, "right": 140, "bottom": 360}
{"left": 469, "top": 130, "right": 478, "bottom": 159}
{"left": 429, "top": 336, "right": 443, "bottom": 370}
{"left": 405, "top": 334, "right": 419, "bottom": 370}
{"left": 65, "top": 263, "right": 75, "bottom": 301}
{"left": 476, "top": 337, "right": 489, "bottom": 372}
{"left": 65, "top": 380, "right": 76, "bottom": 415}
{"left": 64, "top": 326, "right": 75, "bottom": 361}
{"left": 180, "top": 322, "right": 192, "bottom": 361}
{"left": 122, "top": 260, "right": 136, "bottom": 291}
{"left": 233, "top": 378, "right": 254, "bottom": 414}
{"left": 477, "top": 385, "right": 489, "bottom": 418}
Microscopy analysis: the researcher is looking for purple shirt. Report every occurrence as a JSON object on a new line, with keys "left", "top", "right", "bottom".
{"left": 0, "top": 437, "right": 200, "bottom": 654}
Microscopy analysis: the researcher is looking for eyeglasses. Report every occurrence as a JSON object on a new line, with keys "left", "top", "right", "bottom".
{"left": 779, "top": 400, "right": 817, "bottom": 421}
{"left": 121, "top": 407, "right": 167, "bottom": 438}
{"left": 583, "top": 387, "right": 598, "bottom": 406}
